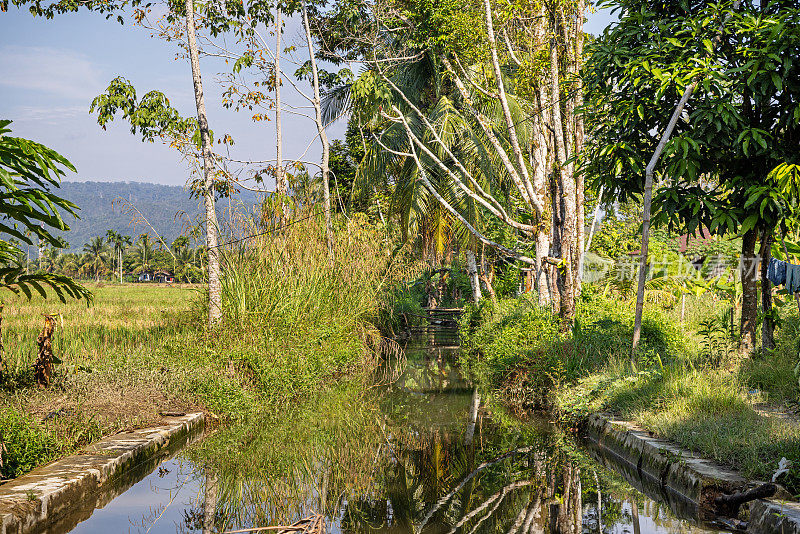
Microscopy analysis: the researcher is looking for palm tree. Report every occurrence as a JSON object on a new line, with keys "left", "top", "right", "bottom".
{"left": 106, "top": 229, "right": 120, "bottom": 279}
{"left": 39, "top": 247, "right": 59, "bottom": 273}
{"left": 82, "top": 236, "right": 111, "bottom": 281}
{"left": 174, "top": 245, "right": 199, "bottom": 282}
{"left": 57, "top": 253, "right": 80, "bottom": 277}
{"left": 131, "top": 233, "right": 154, "bottom": 275}
{"left": 106, "top": 230, "right": 132, "bottom": 283}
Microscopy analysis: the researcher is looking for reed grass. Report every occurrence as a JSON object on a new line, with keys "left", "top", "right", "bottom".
{"left": 0, "top": 213, "right": 398, "bottom": 479}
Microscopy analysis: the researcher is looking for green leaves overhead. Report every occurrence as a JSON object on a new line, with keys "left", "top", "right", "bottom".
{"left": 0, "top": 120, "right": 91, "bottom": 303}
{"left": 91, "top": 77, "right": 196, "bottom": 143}
{"left": 583, "top": 0, "right": 800, "bottom": 237}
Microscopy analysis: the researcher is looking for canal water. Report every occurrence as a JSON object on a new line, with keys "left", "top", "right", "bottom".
{"left": 59, "top": 331, "right": 730, "bottom": 534}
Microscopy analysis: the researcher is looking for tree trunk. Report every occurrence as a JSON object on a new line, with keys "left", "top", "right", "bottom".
{"left": 185, "top": 0, "right": 222, "bottom": 326}
{"left": 465, "top": 249, "right": 482, "bottom": 303}
{"left": 479, "top": 273, "right": 498, "bottom": 306}
{"left": 740, "top": 229, "right": 758, "bottom": 352}
{"left": 631, "top": 499, "right": 641, "bottom": 534}
{"left": 203, "top": 469, "right": 218, "bottom": 534}
{"left": 533, "top": 44, "right": 552, "bottom": 307}
{"left": 573, "top": 0, "right": 586, "bottom": 299}
{"left": 302, "top": 2, "right": 333, "bottom": 258}
{"left": 760, "top": 228, "right": 774, "bottom": 351}
{"left": 549, "top": 28, "right": 575, "bottom": 325}
{"left": 680, "top": 290, "right": 686, "bottom": 323}
{"left": 593, "top": 471, "right": 603, "bottom": 534}
{"left": 275, "top": 6, "right": 287, "bottom": 215}
{"left": 0, "top": 303, "right": 4, "bottom": 376}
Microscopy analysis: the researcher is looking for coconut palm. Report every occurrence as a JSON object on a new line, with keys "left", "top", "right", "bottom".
{"left": 106, "top": 230, "right": 132, "bottom": 282}
{"left": 57, "top": 253, "right": 80, "bottom": 277}
{"left": 39, "top": 247, "right": 59, "bottom": 273}
{"left": 130, "top": 233, "right": 155, "bottom": 274}
{"left": 174, "top": 245, "right": 201, "bottom": 282}
{"left": 82, "top": 236, "right": 111, "bottom": 281}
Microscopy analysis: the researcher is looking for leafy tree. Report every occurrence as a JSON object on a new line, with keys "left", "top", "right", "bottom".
{"left": 82, "top": 236, "right": 111, "bottom": 281}
{"left": 583, "top": 0, "right": 800, "bottom": 350}
{"left": 0, "top": 120, "right": 91, "bottom": 373}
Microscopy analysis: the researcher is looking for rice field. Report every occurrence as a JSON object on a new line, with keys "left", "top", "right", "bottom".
{"left": 1, "top": 283, "right": 198, "bottom": 374}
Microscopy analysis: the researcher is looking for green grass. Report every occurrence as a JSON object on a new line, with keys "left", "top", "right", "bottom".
{"left": 0, "top": 214, "right": 397, "bottom": 480}
{"left": 460, "top": 287, "right": 800, "bottom": 493}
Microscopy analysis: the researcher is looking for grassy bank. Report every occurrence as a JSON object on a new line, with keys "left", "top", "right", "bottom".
{"left": 0, "top": 215, "right": 396, "bottom": 480}
{"left": 459, "top": 288, "right": 800, "bottom": 493}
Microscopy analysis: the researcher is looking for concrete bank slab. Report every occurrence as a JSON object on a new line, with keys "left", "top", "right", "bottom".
{"left": 584, "top": 413, "right": 800, "bottom": 533}
{"left": 585, "top": 414, "right": 749, "bottom": 515}
{"left": 749, "top": 500, "right": 800, "bottom": 534}
{"left": 0, "top": 412, "right": 204, "bottom": 534}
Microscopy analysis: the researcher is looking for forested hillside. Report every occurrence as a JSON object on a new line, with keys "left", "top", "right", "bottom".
{"left": 53, "top": 181, "right": 261, "bottom": 250}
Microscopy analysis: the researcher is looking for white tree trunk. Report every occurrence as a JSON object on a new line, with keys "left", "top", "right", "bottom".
{"left": 185, "top": 0, "right": 222, "bottom": 325}
{"left": 275, "top": 6, "right": 287, "bottom": 214}
{"left": 466, "top": 249, "right": 482, "bottom": 303}
{"left": 464, "top": 387, "right": 481, "bottom": 446}
{"left": 302, "top": 2, "right": 333, "bottom": 258}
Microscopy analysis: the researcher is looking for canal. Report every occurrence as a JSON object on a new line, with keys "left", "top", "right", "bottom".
{"left": 57, "top": 330, "right": 728, "bottom": 534}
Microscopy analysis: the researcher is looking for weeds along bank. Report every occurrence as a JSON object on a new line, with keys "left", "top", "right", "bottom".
{"left": 458, "top": 288, "right": 800, "bottom": 493}
{"left": 0, "top": 214, "right": 400, "bottom": 480}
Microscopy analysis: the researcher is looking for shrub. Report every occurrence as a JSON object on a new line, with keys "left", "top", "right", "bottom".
{"left": 459, "top": 288, "right": 689, "bottom": 410}
{"left": 0, "top": 407, "right": 59, "bottom": 479}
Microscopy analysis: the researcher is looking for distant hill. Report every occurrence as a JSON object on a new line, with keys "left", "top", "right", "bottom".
{"left": 52, "top": 181, "right": 262, "bottom": 251}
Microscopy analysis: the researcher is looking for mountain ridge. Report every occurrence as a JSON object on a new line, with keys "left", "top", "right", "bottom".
{"left": 52, "top": 181, "right": 261, "bottom": 251}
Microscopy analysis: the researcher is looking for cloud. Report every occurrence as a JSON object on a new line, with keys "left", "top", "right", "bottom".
{"left": 0, "top": 46, "right": 104, "bottom": 100}
{"left": 12, "top": 105, "right": 87, "bottom": 124}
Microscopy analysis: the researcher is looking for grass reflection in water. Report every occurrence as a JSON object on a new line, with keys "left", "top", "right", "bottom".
{"left": 179, "top": 345, "right": 721, "bottom": 534}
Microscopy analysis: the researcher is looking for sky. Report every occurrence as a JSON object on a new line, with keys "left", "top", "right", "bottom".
{"left": 0, "top": 5, "right": 617, "bottom": 188}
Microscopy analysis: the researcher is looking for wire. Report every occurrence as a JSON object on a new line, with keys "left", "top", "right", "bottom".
{"left": 211, "top": 207, "right": 324, "bottom": 249}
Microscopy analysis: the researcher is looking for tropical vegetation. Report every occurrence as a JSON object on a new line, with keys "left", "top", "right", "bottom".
{"left": 3, "top": 0, "right": 800, "bottom": 510}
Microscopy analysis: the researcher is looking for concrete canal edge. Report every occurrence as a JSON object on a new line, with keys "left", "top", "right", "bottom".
{"left": 585, "top": 413, "right": 800, "bottom": 533}
{"left": 0, "top": 412, "right": 204, "bottom": 534}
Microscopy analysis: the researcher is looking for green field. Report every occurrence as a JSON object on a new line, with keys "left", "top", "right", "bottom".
{"left": 0, "top": 284, "right": 201, "bottom": 478}
{"left": 0, "top": 217, "right": 398, "bottom": 480}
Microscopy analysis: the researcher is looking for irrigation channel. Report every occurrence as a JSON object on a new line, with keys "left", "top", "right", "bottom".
{"left": 55, "top": 326, "right": 730, "bottom": 534}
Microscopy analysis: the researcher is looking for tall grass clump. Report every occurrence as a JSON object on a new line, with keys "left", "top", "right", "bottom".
{"left": 459, "top": 288, "right": 689, "bottom": 411}
{"left": 204, "top": 211, "right": 395, "bottom": 416}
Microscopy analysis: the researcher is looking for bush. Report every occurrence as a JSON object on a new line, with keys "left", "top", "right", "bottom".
{"left": 460, "top": 297, "right": 562, "bottom": 409}
{"left": 0, "top": 407, "right": 60, "bottom": 479}
{"left": 459, "top": 288, "right": 689, "bottom": 410}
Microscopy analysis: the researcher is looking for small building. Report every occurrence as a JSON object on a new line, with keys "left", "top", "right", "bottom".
{"left": 137, "top": 270, "right": 175, "bottom": 283}
{"left": 153, "top": 270, "right": 175, "bottom": 283}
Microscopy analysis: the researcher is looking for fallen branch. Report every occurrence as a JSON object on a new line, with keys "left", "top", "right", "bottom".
{"left": 220, "top": 514, "right": 324, "bottom": 534}
{"left": 714, "top": 483, "right": 776, "bottom": 515}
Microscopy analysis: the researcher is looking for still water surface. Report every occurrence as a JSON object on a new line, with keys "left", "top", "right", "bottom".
{"left": 63, "top": 332, "right": 729, "bottom": 534}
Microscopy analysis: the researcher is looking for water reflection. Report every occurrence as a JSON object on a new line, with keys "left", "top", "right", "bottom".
{"left": 62, "top": 335, "right": 725, "bottom": 534}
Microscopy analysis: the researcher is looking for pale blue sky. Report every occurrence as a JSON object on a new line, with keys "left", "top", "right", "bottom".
{"left": 0, "top": 6, "right": 617, "bottom": 187}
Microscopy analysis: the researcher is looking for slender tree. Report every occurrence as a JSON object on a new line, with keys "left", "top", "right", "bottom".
{"left": 185, "top": 0, "right": 223, "bottom": 324}
{"left": 83, "top": 237, "right": 111, "bottom": 281}
{"left": 302, "top": 0, "right": 334, "bottom": 258}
